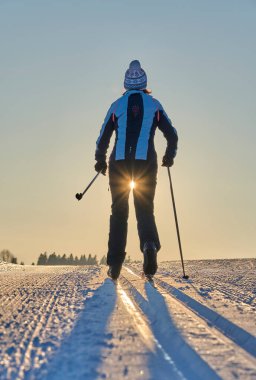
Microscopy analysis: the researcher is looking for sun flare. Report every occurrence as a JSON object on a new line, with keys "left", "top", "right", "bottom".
{"left": 130, "top": 180, "right": 136, "bottom": 189}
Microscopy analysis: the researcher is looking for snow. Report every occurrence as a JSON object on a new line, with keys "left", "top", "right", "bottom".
{"left": 0, "top": 259, "right": 255, "bottom": 379}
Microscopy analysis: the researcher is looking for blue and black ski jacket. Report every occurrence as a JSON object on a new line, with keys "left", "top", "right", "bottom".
{"left": 95, "top": 90, "right": 178, "bottom": 163}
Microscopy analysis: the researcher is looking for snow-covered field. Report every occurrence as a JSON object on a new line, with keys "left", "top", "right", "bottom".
{"left": 0, "top": 259, "right": 255, "bottom": 380}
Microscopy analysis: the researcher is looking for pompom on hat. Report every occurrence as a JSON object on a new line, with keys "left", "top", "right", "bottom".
{"left": 124, "top": 60, "right": 147, "bottom": 90}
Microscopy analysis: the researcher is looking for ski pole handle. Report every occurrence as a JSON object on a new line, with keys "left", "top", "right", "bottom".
{"left": 75, "top": 171, "right": 102, "bottom": 201}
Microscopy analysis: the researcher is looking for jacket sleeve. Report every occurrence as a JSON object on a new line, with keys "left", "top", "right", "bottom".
{"left": 156, "top": 101, "right": 178, "bottom": 158}
{"left": 95, "top": 104, "right": 115, "bottom": 161}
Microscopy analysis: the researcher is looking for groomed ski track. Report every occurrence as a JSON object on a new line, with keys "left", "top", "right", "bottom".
{"left": 0, "top": 263, "right": 255, "bottom": 379}
{"left": 120, "top": 266, "right": 256, "bottom": 379}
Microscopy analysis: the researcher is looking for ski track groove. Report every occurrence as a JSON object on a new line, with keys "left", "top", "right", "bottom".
{"left": 177, "top": 274, "right": 256, "bottom": 309}
{"left": 116, "top": 283, "right": 186, "bottom": 380}
{"left": 15, "top": 271, "right": 76, "bottom": 379}
{"left": 159, "top": 263, "right": 256, "bottom": 309}
{"left": 0, "top": 267, "right": 99, "bottom": 380}
{"left": 151, "top": 276, "right": 256, "bottom": 358}
{"left": 122, "top": 266, "right": 256, "bottom": 380}
{"left": 17, "top": 270, "right": 82, "bottom": 379}
{"left": 155, "top": 267, "right": 256, "bottom": 340}
{"left": 1, "top": 273, "right": 62, "bottom": 316}
{"left": 139, "top": 265, "right": 256, "bottom": 350}
{"left": 120, "top": 272, "right": 221, "bottom": 379}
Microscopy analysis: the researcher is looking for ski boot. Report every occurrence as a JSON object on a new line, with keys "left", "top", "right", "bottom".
{"left": 107, "top": 264, "right": 122, "bottom": 281}
{"left": 143, "top": 242, "right": 158, "bottom": 278}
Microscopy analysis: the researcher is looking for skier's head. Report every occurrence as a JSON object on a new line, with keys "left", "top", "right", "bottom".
{"left": 124, "top": 60, "right": 147, "bottom": 91}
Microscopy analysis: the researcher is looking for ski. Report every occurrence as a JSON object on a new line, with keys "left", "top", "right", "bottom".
{"left": 141, "top": 272, "right": 157, "bottom": 288}
{"left": 145, "top": 275, "right": 156, "bottom": 288}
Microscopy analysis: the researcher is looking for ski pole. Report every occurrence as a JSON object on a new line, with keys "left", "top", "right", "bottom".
{"left": 75, "top": 171, "right": 102, "bottom": 201}
{"left": 167, "top": 167, "right": 189, "bottom": 279}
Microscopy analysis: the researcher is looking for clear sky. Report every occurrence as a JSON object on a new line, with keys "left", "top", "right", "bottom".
{"left": 1, "top": 0, "right": 255, "bottom": 264}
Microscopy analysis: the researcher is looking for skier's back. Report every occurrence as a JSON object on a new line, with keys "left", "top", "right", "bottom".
{"left": 95, "top": 60, "right": 178, "bottom": 280}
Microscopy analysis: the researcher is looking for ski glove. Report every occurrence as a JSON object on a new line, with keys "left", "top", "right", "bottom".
{"left": 95, "top": 160, "right": 107, "bottom": 176}
{"left": 162, "top": 155, "right": 174, "bottom": 167}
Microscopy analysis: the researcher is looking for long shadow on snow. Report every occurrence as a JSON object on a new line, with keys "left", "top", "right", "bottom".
{"left": 155, "top": 278, "right": 256, "bottom": 358}
{"left": 40, "top": 279, "right": 117, "bottom": 380}
{"left": 144, "top": 282, "right": 221, "bottom": 380}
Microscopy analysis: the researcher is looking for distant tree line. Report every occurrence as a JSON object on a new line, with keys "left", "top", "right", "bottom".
{"left": 37, "top": 252, "right": 109, "bottom": 266}
{"left": 0, "top": 250, "right": 18, "bottom": 264}
{"left": 36, "top": 253, "right": 131, "bottom": 266}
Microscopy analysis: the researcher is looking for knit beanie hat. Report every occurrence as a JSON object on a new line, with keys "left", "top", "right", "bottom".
{"left": 124, "top": 60, "right": 147, "bottom": 90}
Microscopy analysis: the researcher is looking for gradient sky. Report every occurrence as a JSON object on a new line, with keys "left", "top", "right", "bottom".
{"left": 1, "top": 0, "right": 255, "bottom": 264}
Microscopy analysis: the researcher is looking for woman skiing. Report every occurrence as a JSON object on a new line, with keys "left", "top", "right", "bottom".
{"left": 95, "top": 60, "right": 178, "bottom": 280}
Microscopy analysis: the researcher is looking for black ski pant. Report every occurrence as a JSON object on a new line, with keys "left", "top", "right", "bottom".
{"left": 107, "top": 159, "right": 160, "bottom": 266}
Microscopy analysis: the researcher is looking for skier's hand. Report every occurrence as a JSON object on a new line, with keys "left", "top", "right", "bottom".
{"left": 95, "top": 160, "right": 107, "bottom": 175}
{"left": 162, "top": 155, "right": 174, "bottom": 167}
